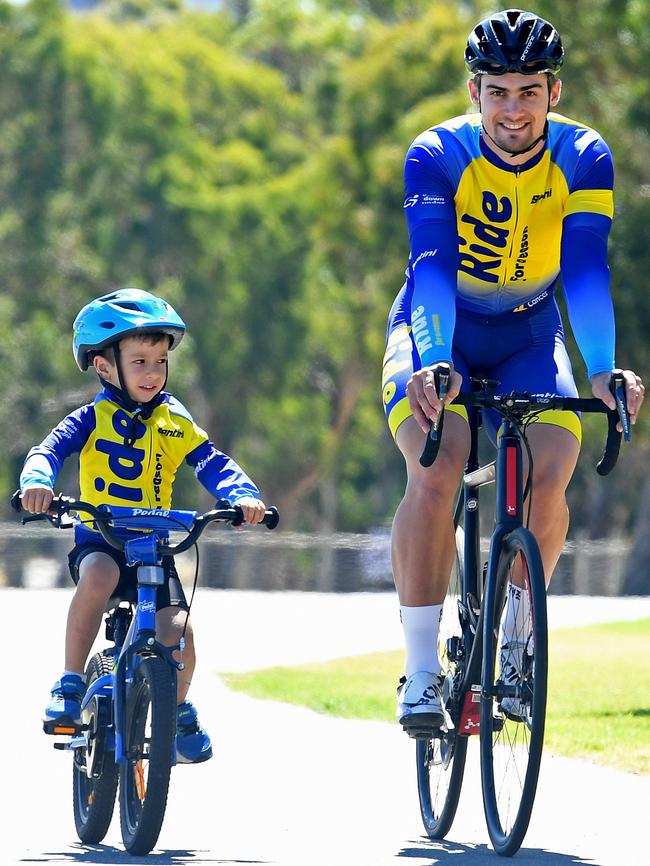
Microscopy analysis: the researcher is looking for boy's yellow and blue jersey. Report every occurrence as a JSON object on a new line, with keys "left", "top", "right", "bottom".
{"left": 20, "top": 388, "right": 260, "bottom": 543}
{"left": 400, "top": 112, "right": 616, "bottom": 378}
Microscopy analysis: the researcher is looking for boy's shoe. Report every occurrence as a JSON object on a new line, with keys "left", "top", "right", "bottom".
{"left": 396, "top": 671, "right": 445, "bottom": 737}
{"left": 176, "top": 701, "right": 213, "bottom": 764}
{"left": 499, "top": 640, "right": 531, "bottom": 723}
{"left": 44, "top": 674, "right": 86, "bottom": 724}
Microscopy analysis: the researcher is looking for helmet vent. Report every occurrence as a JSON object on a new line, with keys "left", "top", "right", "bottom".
{"left": 99, "top": 321, "right": 116, "bottom": 329}
{"left": 505, "top": 9, "right": 522, "bottom": 28}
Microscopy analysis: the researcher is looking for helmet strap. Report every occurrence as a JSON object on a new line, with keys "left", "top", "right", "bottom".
{"left": 96, "top": 341, "right": 167, "bottom": 445}
{"left": 480, "top": 121, "right": 548, "bottom": 159}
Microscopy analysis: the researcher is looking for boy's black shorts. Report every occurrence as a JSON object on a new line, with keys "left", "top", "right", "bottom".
{"left": 68, "top": 541, "right": 189, "bottom": 611}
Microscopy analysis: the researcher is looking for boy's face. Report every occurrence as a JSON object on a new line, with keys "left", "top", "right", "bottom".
{"left": 93, "top": 335, "right": 168, "bottom": 403}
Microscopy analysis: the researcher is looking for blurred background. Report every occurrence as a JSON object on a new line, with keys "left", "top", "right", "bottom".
{"left": 0, "top": 0, "right": 648, "bottom": 593}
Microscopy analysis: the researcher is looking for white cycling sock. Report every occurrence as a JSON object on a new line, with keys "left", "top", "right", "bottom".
{"left": 400, "top": 604, "right": 443, "bottom": 678}
{"left": 501, "top": 583, "right": 532, "bottom": 646}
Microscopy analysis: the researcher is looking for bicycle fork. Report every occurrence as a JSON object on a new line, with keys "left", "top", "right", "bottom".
{"left": 455, "top": 418, "right": 524, "bottom": 734}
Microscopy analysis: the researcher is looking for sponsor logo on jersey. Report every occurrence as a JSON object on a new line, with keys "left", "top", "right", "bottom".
{"left": 411, "top": 305, "right": 433, "bottom": 357}
{"left": 412, "top": 249, "right": 438, "bottom": 269}
{"left": 459, "top": 191, "right": 513, "bottom": 285}
{"left": 512, "top": 289, "right": 549, "bottom": 313}
{"left": 531, "top": 188, "right": 552, "bottom": 204}
{"left": 153, "top": 453, "right": 163, "bottom": 503}
{"left": 510, "top": 225, "right": 530, "bottom": 283}
{"left": 159, "top": 427, "right": 184, "bottom": 438}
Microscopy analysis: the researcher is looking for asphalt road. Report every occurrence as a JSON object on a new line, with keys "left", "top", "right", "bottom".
{"left": 4, "top": 589, "right": 649, "bottom": 865}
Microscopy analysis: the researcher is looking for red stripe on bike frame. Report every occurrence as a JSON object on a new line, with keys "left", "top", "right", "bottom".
{"left": 506, "top": 447, "right": 517, "bottom": 515}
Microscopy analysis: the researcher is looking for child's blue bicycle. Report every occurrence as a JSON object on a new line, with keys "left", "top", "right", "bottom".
{"left": 12, "top": 493, "right": 279, "bottom": 855}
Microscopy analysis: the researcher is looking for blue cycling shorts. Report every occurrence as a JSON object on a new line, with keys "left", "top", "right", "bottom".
{"left": 382, "top": 286, "right": 581, "bottom": 444}
{"left": 68, "top": 541, "right": 188, "bottom": 611}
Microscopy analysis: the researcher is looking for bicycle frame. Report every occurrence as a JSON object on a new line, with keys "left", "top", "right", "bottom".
{"left": 70, "top": 510, "right": 201, "bottom": 769}
{"left": 454, "top": 413, "right": 529, "bottom": 736}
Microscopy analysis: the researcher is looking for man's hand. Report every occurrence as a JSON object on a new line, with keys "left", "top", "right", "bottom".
{"left": 235, "top": 497, "right": 267, "bottom": 526}
{"left": 591, "top": 369, "right": 645, "bottom": 431}
{"left": 21, "top": 485, "right": 54, "bottom": 514}
{"left": 407, "top": 362, "right": 463, "bottom": 434}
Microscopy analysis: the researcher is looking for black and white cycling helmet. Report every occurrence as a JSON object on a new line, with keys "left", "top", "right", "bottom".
{"left": 465, "top": 9, "right": 564, "bottom": 76}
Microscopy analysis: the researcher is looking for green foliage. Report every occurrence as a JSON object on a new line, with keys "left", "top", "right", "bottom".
{"left": 0, "top": 0, "right": 648, "bottom": 538}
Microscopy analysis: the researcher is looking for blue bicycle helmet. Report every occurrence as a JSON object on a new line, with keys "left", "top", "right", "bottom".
{"left": 465, "top": 9, "right": 564, "bottom": 76}
{"left": 73, "top": 288, "right": 186, "bottom": 371}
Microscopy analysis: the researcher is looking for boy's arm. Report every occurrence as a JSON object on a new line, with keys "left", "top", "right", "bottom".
{"left": 186, "top": 440, "right": 262, "bottom": 503}
{"left": 20, "top": 406, "right": 94, "bottom": 511}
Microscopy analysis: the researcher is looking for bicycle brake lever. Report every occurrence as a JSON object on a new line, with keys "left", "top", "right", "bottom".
{"left": 610, "top": 369, "right": 631, "bottom": 442}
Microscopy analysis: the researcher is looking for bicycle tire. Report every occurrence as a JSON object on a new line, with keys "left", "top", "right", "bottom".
{"left": 73, "top": 652, "right": 119, "bottom": 843}
{"left": 119, "top": 655, "right": 176, "bottom": 855}
{"left": 417, "top": 526, "right": 469, "bottom": 838}
{"left": 480, "top": 526, "right": 548, "bottom": 856}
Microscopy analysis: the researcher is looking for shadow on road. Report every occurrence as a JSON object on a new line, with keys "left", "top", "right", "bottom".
{"left": 398, "top": 838, "right": 598, "bottom": 864}
{"left": 20, "top": 845, "right": 271, "bottom": 866}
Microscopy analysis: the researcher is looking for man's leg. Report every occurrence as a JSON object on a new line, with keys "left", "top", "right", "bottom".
{"left": 499, "top": 423, "right": 580, "bottom": 720}
{"left": 392, "top": 412, "right": 470, "bottom": 731}
{"left": 518, "top": 423, "right": 580, "bottom": 584}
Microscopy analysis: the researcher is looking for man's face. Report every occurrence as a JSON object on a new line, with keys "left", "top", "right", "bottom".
{"left": 468, "top": 72, "right": 561, "bottom": 159}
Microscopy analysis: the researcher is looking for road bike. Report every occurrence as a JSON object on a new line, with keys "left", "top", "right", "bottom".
{"left": 12, "top": 494, "right": 279, "bottom": 855}
{"left": 414, "top": 367, "right": 630, "bottom": 856}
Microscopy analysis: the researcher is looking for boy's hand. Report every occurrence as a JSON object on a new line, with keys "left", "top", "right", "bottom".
{"left": 235, "top": 497, "right": 267, "bottom": 526}
{"left": 21, "top": 485, "right": 54, "bottom": 513}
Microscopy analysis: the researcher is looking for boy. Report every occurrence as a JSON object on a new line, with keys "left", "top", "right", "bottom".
{"left": 20, "top": 288, "right": 267, "bottom": 764}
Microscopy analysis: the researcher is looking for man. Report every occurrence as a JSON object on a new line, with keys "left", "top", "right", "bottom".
{"left": 382, "top": 8, "right": 644, "bottom": 735}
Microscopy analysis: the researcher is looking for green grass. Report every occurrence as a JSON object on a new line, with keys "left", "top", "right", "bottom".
{"left": 223, "top": 618, "right": 650, "bottom": 775}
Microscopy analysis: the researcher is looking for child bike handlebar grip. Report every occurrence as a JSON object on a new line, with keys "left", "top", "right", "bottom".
{"left": 263, "top": 506, "right": 280, "bottom": 530}
{"left": 420, "top": 364, "right": 451, "bottom": 468}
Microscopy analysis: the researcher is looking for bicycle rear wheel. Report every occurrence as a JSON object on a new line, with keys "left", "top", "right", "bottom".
{"left": 119, "top": 655, "right": 176, "bottom": 855}
{"left": 480, "top": 527, "right": 548, "bottom": 856}
{"left": 73, "top": 652, "right": 119, "bottom": 843}
{"left": 417, "top": 526, "right": 468, "bottom": 838}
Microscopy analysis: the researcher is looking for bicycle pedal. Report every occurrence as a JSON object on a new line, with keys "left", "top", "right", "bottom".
{"left": 42, "top": 719, "right": 86, "bottom": 736}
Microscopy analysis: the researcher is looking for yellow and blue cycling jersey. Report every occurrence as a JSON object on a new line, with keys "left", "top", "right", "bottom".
{"left": 383, "top": 112, "right": 617, "bottom": 440}
{"left": 20, "top": 387, "right": 260, "bottom": 543}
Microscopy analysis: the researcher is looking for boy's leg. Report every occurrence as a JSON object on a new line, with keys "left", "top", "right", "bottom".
{"left": 46, "top": 550, "right": 119, "bottom": 723}
{"left": 157, "top": 605, "right": 212, "bottom": 764}
{"left": 156, "top": 606, "right": 195, "bottom": 703}
{"left": 65, "top": 551, "right": 120, "bottom": 673}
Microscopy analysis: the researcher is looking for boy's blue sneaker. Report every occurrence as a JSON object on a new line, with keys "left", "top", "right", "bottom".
{"left": 176, "top": 701, "right": 213, "bottom": 764}
{"left": 44, "top": 674, "right": 86, "bottom": 724}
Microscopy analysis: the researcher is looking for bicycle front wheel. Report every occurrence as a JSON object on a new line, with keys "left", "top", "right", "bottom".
{"left": 73, "top": 652, "right": 119, "bottom": 843}
{"left": 417, "top": 526, "right": 468, "bottom": 838}
{"left": 119, "top": 655, "right": 176, "bottom": 855}
{"left": 480, "top": 527, "right": 548, "bottom": 856}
